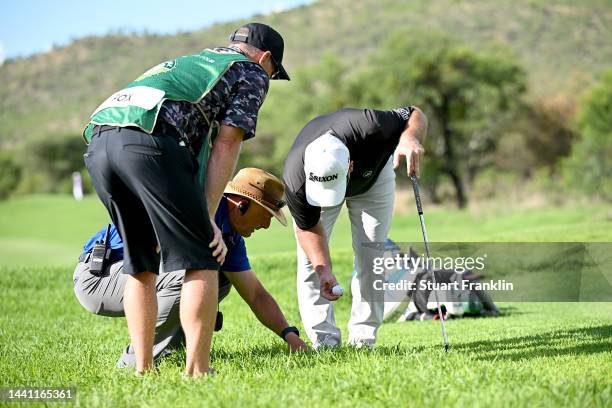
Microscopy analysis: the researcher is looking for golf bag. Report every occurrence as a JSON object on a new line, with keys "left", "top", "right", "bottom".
{"left": 380, "top": 239, "right": 500, "bottom": 322}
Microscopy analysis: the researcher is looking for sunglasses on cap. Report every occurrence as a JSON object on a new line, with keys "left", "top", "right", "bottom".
{"left": 267, "top": 55, "right": 280, "bottom": 80}
{"left": 258, "top": 39, "right": 280, "bottom": 79}
{"left": 273, "top": 198, "right": 286, "bottom": 209}
{"left": 264, "top": 197, "right": 286, "bottom": 211}
{"left": 251, "top": 195, "right": 286, "bottom": 211}
{"left": 270, "top": 57, "right": 281, "bottom": 79}
{"left": 262, "top": 197, "right": 285, "bottom": 210}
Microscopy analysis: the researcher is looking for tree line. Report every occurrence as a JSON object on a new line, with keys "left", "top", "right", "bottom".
{"left": 1, "top": 30, "right": 610, "bottom": 206}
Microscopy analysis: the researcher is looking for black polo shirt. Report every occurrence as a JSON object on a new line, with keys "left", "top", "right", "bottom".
{"left": 283, "top": 107, "right": 411, "bottom": 230}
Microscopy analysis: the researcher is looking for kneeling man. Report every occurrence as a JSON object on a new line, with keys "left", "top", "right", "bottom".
{"left": 73, "top": 168, "right": 308, "bottom": 368}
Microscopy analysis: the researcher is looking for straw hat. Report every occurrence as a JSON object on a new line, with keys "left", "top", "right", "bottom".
{"left": 224, "top": 168, "right": 287, "bottom": 226}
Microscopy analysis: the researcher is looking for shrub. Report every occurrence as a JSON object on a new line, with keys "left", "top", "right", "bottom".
{"left": 562, "top": 70, "right": 612, "bottom": 201}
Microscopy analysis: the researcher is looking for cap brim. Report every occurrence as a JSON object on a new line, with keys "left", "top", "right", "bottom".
{"left": 224, "top": 185, "right": 288, "bottom": 226}
{"left": 273, "top": 63, "right": 290, "bottom": 81}
{"left": 305, "top": 178, "right": 346, "bottom": 207}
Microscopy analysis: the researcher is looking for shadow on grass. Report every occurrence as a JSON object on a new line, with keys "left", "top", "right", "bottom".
{"left": 454, "top": 324, "right": 612, "bottom": 361}
{"left": 152, "top": 325, "right": 611, "bottom": 370}
{"left": 496, "top": 305, "right": 526, "bottom": 316}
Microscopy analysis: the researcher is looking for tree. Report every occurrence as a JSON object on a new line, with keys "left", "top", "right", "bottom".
{"left": 495, "top": 98, "right": 575, "bottom": 178}
{"left": 17, "top": 136, "right": 87, "bottom": 194}
{"left": 345, "top": 30, "right": 526, "bottom": 207}
{"left": 562, "top": 70, "right": 612, "bottom": 201}
{"left": 250, "top": 54, "right": 351, "bottom": 174}
{"left": 0, "top": 152, "right": 22, "bottom": 199}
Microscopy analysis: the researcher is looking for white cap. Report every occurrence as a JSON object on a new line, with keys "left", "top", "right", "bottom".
{"left": 304, "top": 132, "right": 350, "bottom": 207}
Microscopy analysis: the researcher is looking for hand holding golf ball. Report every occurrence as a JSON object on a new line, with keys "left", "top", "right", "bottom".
{"left": 318, "top": 270, "right": 343, "bottom": 300}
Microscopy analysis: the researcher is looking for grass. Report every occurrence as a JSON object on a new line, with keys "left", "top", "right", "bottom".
{"left": 1, "top": 195, "right": 610, "bottom": 267}
{"left": 0, "top": 195, "right": 611, "bottom": 407}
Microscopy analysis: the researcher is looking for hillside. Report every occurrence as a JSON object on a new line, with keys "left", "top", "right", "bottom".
{"left": 0, "top": 0, "right": 611, "bottom": 145}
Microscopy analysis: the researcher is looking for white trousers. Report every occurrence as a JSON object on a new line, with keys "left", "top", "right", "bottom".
{"left": 296, "top": 158, "right": 395, "bottom": 348}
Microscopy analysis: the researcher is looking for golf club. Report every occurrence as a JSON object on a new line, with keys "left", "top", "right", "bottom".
{"left": 410, "top": 173, "right": 450, "bottom": 352}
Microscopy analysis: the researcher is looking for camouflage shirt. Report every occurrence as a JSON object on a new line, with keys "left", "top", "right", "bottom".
{"left": 158, "top": 47, "right": 269, "bottom": 156}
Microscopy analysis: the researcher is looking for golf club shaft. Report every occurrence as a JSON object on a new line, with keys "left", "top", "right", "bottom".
{"left": 410, "top": 174, "right": 449, "bottom": 352}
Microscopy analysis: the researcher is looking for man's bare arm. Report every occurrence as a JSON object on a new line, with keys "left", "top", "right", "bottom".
{"left": 393, "top": 107, "right": 428, "bottom": 177}
{"left": 225, "top": 270, "right": 309, "bottom": 351}
{"left": 294, "top": 222, "right": 340, "bottom": 300}
{"left": 205, "top": 125, "right": 244, "bottom": 217}
{"left": 202, "top": 125, "right": 244, "bottom": 264}
{"left": 404, "top": 107, "right": 428, "bottom": 143}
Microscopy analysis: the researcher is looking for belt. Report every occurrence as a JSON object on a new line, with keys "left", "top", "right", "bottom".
{"left": 92, "top": 122, "right": 182, "bottom": 141}
{"left": 92, "top": 122, "right": 195, "bottom": 160}
{"left": 78, "top": 248, "right": 123, "bottom": 263}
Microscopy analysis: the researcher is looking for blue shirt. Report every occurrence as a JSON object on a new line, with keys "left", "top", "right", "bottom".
{"left": 82, "top": 224, "right": 125, "bottom": 260}
{"left": 213, "top": 196, "right": 251, "bottom": 273}
{"left": 82, "top": 196, "right": 251, "bottom": 274}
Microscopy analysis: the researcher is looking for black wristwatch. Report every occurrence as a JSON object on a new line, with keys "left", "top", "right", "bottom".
{"left": 280, "top": 326, "right": 300, "bottom": 341}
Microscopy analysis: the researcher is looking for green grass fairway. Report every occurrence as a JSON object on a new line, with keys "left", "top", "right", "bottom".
{"left": 1, "top": 195, "right": 611, "bottom": 267}
{"left": 1, "top": 195, "right": 611, "bottom": 407}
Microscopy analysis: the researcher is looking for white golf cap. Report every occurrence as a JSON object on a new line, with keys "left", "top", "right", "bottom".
{"left": 304, "top": 132, "right": 350, "bottom": 207}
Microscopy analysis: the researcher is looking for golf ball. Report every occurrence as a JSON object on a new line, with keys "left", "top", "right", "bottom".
{"left": 332, "top": 284, "right": 344, "bottom": 296}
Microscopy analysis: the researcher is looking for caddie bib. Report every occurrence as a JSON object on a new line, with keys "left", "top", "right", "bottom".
{"left": 82, "top": 49, "right": 253, "bottom": 143}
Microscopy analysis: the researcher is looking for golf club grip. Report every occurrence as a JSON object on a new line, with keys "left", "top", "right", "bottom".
{"left": 410, "top": 174, "right": 423, "bottom": 215}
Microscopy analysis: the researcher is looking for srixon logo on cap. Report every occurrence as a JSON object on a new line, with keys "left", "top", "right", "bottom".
{"left": 309, "top": 173, "right": 338, "bottom": 183}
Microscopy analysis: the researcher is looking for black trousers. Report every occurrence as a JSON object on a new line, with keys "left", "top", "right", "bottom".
{"left": 84, "top": 125, "right": 219, "bottom": 274}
